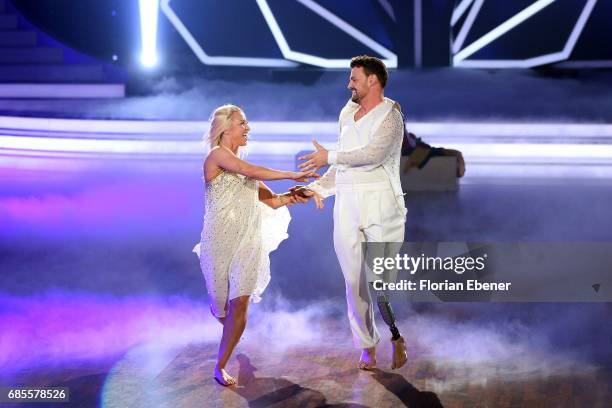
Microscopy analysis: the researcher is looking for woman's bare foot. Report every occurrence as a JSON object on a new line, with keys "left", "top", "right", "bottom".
{"left": 358, "top": 347, "right": 377, "bottom": 370}
{"left": 214, "top": 364, "right": 236, "bottom": 386}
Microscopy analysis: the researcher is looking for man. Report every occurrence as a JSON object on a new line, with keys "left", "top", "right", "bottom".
{"left": 295, "top": 55, "right": 408, "bottom": 370}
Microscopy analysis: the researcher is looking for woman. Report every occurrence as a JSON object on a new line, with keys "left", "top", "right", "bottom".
{"left": 193, "top": 104, "right": 319, "bottom": 386}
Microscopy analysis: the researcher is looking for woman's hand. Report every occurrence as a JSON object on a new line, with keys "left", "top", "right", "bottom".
{"left": 288, "top": 186, "right": 324, "bottom": 209}
{"left": 278, "top": 192, "right": 308, "bottom": 206}
{"left": 290, "top": 171, "right": 320, "bottom": 182}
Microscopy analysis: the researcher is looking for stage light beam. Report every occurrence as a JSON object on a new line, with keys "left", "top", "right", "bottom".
{"left": 139, "top": 0, "right": 160, "bottom": 67}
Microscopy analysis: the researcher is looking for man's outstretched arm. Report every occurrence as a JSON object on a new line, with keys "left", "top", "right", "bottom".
{"left": 299, "top": 108, "right": 404, "bottom": 171}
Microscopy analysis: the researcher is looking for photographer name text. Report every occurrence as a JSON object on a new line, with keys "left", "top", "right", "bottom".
{"left": 372, "top": 279, "right": 512, "bottom": 292}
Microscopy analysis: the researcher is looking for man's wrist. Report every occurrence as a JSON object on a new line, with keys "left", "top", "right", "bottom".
{"left": 327, "top": 150, "right": 337, "bottom": 165}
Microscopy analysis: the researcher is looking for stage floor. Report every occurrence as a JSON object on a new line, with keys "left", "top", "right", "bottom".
{"left": 3, "top": 310, "right": 611, "bottom": 408}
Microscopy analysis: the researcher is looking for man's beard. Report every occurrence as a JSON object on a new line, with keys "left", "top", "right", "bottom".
{"left": 350, "top": 91, "right": 360, "bottom": 102}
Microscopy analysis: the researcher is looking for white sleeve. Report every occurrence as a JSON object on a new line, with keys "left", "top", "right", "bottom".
{"left": 305, "top": 107, "right": 353, "bottom": 198}
{"left": 328, "top": 150, "right": 337, "bottom": 165}
{"left": 307, "top": 165, "right": 337, "bottom": 198}
{"left": 334, "top": 108, "right": 403, "bottom": 168}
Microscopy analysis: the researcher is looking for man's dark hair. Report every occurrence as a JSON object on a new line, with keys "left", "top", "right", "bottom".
{"left": 350, "top": 55, "right": 388, "bottom": 88}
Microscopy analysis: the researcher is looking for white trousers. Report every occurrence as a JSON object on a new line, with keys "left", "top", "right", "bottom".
{"left": 333, "top": 181, "right": 406, "bottom": 349}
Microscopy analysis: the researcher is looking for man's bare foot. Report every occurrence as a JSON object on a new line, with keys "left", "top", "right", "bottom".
{"left": 358, "top": 347, "right": 377, "bottom": 370}
{"left": 391, "top": 336, "right": 408, "bottom": 369}
{"left": 214, "top": 364, "right": 236, "bottom": 386}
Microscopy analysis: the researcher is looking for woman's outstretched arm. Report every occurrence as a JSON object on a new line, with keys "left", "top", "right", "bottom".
{"left": 210, "top": 146, "right": 318, "bottom": 182}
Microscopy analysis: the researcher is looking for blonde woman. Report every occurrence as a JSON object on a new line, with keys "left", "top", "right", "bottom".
{"left": 193, "top": 104, "right": 319, "bottom": 386}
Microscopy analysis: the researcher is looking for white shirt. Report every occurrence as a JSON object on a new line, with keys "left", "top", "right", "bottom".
{"left": 308, "top": 97, "right": 407, "bottom": 216}
{"left": 334, "top": 100, "right": 388, "bottom": 183}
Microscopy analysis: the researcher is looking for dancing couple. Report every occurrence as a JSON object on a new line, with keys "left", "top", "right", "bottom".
{"left": 194, "top": 55, "right": 408, "bottom": 386}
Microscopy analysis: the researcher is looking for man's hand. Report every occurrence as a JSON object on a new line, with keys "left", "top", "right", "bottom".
{"left": 289, "top": 186, "right": 324, "bottom": 209}
{"left": 298, "top": 140, "right": 329, "bottom": 172}
{"left": 279, "top": 191, "right": 308, "bottom": 206}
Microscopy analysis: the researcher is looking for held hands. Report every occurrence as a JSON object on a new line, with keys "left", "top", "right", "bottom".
{"left": 278, "top": 192, "right": 304, "bottom": 206}
{"left": 283, "top": 145, "right": 325, "bottom": 208}
{"left": 298, "top": 140, "right": 329, "bottom": 172}
{"left": 288, "top": 186, "right": 324, "bottom": 209}
{"left": 277, "top": 191, "right": 310, "bottom": 207}
{"left": 276, "top": 188, "right": 323, "bottom": 208}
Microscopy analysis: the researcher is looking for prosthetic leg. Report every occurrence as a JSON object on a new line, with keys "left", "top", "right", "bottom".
{"left": 376, "top": 293, "right": 408, "bottom": 369}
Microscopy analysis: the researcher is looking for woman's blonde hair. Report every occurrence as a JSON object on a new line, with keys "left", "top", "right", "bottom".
{"left": 206, "top": 104, "right": 243, "bottom": 148}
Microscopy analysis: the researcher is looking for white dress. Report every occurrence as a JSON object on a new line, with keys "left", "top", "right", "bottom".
{"left": 193, "top": 170, "right": 290, "bottom": 318}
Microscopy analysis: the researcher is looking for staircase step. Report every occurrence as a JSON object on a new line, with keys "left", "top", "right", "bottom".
{"left": 0, "top": 83, "right": 125, "bottom": 98}
{"left": 0, "top": 14, "right": 17, "bottom": 29}
{"left": 0, "top": 30, "right": 36, "bottom": 46}
{"left": 0, "top": 47, "right": 63, "bottom": 63}
{"left": 0, "top": 64, "right": 104, "bottom": 82}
